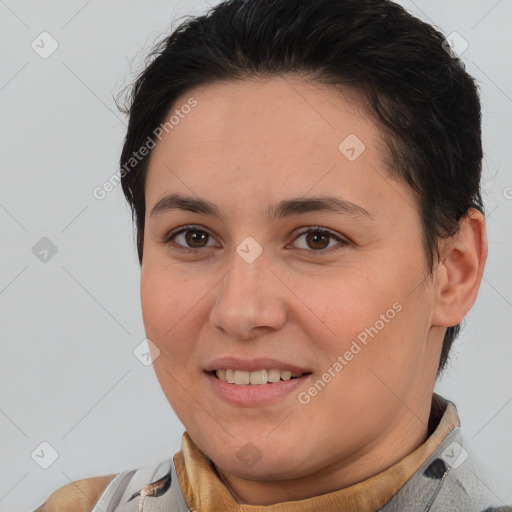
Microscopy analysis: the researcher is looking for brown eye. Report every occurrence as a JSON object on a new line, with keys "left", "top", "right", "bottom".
{"left": 183, "top": 229, "right": 209, "bottom": 248}
{"left": 163, "top": 225, "right": 217, "bottom": 253}
{"left": 292, "top": 227, "right": 349, "bottom": 254}
{"left": 305, "top": 230, "right": 331, "bottom": 250}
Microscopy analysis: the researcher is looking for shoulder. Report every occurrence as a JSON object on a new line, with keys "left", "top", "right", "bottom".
{"left": 33, "top": 458, "right": 177, "bottom": 512}
{"left": 33, "top": 473, "right": 119, "bottom": 512}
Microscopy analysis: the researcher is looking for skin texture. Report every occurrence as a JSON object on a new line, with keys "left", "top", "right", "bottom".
{"left": 140, "top": 75, "right": 487, "bottom": 505}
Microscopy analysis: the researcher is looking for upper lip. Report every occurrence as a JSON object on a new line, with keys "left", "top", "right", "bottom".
{"left": 205, "top": 357, "right": 311, "bottom": 374}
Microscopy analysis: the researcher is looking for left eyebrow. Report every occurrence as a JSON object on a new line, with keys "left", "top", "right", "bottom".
{"left": 149, "top": 193, "right": 372, "bottom": 220}
{"left": 267, "top": 195, "right": 372, "bottom": 220}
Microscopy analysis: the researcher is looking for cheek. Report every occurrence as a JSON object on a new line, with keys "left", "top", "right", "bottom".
{"left": 140, "top": 265, "right": 197, "bottom": 361}
{"left": 141, "top": 267, "right": 202, "bottom": 419}
{"left": 309, "top": 264, "right": 431, "bottom": 376}
{"left": 311, "top": 274, "right": 401, "bottom": 342}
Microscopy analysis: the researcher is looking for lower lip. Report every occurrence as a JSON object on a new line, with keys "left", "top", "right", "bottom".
{"left": 205, "top": 371, "right": 312, "bottom": 406}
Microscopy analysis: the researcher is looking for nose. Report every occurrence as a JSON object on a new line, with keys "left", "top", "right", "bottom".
{"left": 209, "top": 248, "right": 288, "bottom": 341}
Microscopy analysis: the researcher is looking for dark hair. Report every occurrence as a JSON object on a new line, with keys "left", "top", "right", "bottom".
{"left": 117, "top": 0, "right": 484, "bottom": 376}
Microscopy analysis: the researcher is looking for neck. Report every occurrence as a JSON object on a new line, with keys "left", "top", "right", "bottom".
{"left": 214, "top": 405, "right": 430, "bottom": 506}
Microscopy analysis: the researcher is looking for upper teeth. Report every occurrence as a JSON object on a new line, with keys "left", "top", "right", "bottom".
{"left": 215, "top": 369, "right": 303, "bottom": 385}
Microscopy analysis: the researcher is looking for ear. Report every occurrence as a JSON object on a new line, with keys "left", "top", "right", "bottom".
{"left": 431, "top": 208, "right": 488, "bottom": 327}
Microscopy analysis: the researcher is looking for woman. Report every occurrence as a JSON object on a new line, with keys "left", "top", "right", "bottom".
{"left": 35, "top": 0, "right": 510, "bottom": 510}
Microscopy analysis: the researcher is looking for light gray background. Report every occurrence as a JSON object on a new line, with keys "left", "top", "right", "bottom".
{"left": 0, "top": 1, "right": 510, "bottom": 510}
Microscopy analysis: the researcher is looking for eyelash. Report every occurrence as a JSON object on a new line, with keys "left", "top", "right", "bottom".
{"left": 161, "top": 224, "right": 349, "bottom": 256}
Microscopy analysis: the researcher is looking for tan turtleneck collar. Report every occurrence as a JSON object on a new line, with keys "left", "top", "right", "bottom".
{"left": 173, "top": 393, "right": 460, "bottom": 511}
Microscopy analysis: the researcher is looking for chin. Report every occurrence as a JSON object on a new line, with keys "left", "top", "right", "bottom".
{"left": 204, "top": 437, "right": 311, "bottom": 480}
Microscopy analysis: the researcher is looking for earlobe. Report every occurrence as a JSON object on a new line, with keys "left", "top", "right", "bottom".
{"left": 432, "top": 208, "right": 488, "bottom": 327}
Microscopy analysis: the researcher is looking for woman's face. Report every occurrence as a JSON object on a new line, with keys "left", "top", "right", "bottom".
{"left": 140, "top": 76, "right": 443, "bottom": 487}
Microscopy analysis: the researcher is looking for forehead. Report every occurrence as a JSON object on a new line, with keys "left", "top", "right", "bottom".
{"left": 144, "top": 76, "right": 408, "bottom": 220}
{"left": 153, "top": 75, "right": 376, "bottom": 158}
